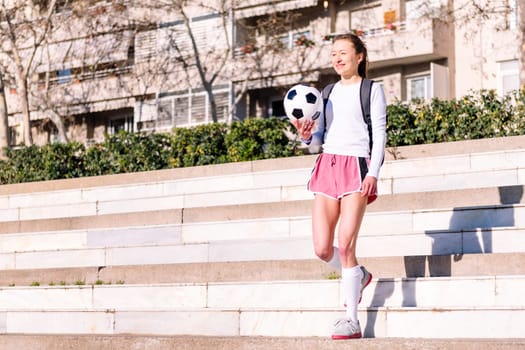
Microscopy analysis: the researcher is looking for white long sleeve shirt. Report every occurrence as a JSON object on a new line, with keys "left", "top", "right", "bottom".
{"left": 310, "top": 80, "right": 387, "bottom": 179}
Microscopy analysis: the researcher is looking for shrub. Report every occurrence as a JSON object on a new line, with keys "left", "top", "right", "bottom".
{"left": 225, "top": 117, "right": 299, "bottom": 162}
{"left": 83, "top": 132, "right": 174, "bottom": 176}
{"left": 0, "top": 88, "right": 524, "bottom": 185}
{"left": 0, "top": 142, "right": 85, "bottom": 183}
{"left": 171, "top": 122, "right": 229, "bottom": 167}
{"left": 386, "top": 88, "right": 525, "bottom": 147}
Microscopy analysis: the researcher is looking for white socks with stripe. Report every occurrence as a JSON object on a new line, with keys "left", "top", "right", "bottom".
{"left": 327, "top": 246, "right": 342, "bottom": 270}
{"left": 342, "top": 265, "right": 363, "bottom": 322}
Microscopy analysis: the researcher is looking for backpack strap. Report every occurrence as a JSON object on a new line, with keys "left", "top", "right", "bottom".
{"left": 360, "top": 78, "right": 374, "bottom": 154}
{"left": 321, "top": 83, "right": 335, "bottom": 142}
{"left": 322, "top": 80, "right": 378, "bottom": 161}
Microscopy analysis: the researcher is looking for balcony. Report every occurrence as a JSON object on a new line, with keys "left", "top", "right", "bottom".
{"left": 235, "top": 0, "right": 318, "bottom": 18}
{"left": 360, "top": 17, "right": 453, "bottom": 68}
{"left": 232, "top": 15, "right": 453, "bottom": 87}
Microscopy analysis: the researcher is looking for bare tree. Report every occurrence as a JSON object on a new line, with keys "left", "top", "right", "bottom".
{"left": 230, "top": 7, "right": 327, "bottom": 121}
{"left": 30, "top": 0, "right": 134, "bottom": 143}
{"left": 133, "top": 0, "right": 327, "bottom": 125}
{"left": 0, "top": 0, "right": 58, "bottom": 145}
{"left": 0, "top": 69, "right": 9, "bottom": 157}
{"left": 148, "top": 0, "right": 233, "bottom": 123}
{"left": 518, "top": 1, "right": 525, "bottom": 88}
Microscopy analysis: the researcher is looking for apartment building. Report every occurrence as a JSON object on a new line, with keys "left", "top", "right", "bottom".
{"left": 2, "top": 0, "right": 521, "bottom": 146}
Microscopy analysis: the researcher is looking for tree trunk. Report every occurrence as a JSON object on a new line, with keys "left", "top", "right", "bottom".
{"left": 207, "top": 87, "right": 218, "bottom": 123}
{"left": 48, "top": 109, "right": 68, "bottom": 142}
{"left": 516, "top": 1, "right": 525, "bottom": 88}
{"left": 0, "top": 72, "right": 9, "bottom": 158}
{"left": 16, "top": 68, "right": 33, "bottom": 146}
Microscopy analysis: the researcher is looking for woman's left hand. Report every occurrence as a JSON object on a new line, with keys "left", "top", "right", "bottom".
{"left": 361, "top": 176, "right": 377, "bottom": 197}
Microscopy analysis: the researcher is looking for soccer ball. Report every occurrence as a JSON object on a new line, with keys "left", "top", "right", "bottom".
{"left": 283, "top": 84, "right": 322, "bottom": 124}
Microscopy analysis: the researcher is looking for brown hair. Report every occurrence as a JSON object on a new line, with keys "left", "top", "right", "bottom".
{"left": 332, "top": 33, "right": 368, "bottom": 78}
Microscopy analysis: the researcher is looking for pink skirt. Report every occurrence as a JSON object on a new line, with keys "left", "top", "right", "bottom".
{"left": 308, "top": 153, "right": 377, "bottom": 204}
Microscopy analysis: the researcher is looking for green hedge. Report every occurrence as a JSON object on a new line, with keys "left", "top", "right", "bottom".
{"left": 0, "top": 117, "right": 300, "bottom": 184}
{"left": 0, "top": 89, "right": 524, "bottom": 185}
{"left": 387, "top": 89, "right": 525, "bottom": 147}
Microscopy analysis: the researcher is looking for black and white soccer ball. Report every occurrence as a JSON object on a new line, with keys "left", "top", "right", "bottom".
{"left": 283, "top": 84, "right": 322, "bottom": 124}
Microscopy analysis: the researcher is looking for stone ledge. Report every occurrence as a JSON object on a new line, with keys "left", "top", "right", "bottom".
{"left": 2, "top": 252, "right": 525, "bottom": 287}
{"left": 1, "top": 334, "right": 524, "bottom": 350}
{"left": 1, "top": 135, "right": 523, "bottom": 196}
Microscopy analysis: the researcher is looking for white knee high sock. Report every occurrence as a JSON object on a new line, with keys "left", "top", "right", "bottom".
{"left": 327, "top": 246, "right": 341, "bottom": 270}
{"left": 342, "top": 265, "right": 363, "bottom": 322}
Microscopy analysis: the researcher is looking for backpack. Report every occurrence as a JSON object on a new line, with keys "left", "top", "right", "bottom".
{"left": 322, "top": 78, "right": 383, "bottom": 163}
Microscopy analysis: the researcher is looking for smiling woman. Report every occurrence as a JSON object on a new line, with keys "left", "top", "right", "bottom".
{"left": 291, "top": 33, "right": 387, "bottom": 341}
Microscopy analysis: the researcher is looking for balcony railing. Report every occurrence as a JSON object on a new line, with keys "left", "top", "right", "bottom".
{"left": 38, "top": 62, "right": 133, "bottom": 88}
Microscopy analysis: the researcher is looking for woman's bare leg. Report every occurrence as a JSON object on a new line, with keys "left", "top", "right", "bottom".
{"left": 312, "top": 194, "right": 340, "bottom": 262}
{"left": 337, "top": 192, "right": 368, "bottom": 323}
{"left": 337, "top": 193, "right": 368, "bottom": 267}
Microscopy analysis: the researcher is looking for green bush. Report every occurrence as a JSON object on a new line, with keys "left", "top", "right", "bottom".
{"left": 0, "top": 117, "right": 300, "bottom": 184}
{"left": 171, "top": 122, "right": 229, "bottom": 167}
{"left": 1, "top": 89, "right": 524, "bottom": 185}
{"left": 386, "top": 88, "right": 525, "bottom": 147}
{"left": 225, "top": 117, "right": 298, "bottom": 162}
{"left": 0, "top": 142, "right": 85, "bottom": 183}
{"left": 83, "top": 132, "right": 174, "bottom": 176}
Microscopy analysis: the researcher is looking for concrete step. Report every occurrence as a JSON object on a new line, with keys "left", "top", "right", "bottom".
{"left": 1, "top": 200, "right": 524, "bottom": 254}
{"left": 0, "top": 306, "right": 523, "bottom": 338}
{"left": 2, "top": 185, "right": 523, "bottom": 235}
{"left": 2, "top": 224, "right": 524, "bottom": 270}
{"left": 2, "top": 252, "right": 525, "bottom": 287}
{"left": 1, "top": 274, "right": 523, "bottom": 310}
{"left": 1, "top": 335, "right": 524, "bottom": 350}
{"left": 3, "top": 252, "right": 525, "bottom": 287}
{"left": 0, "top": 148, "right": 523, "bottom": 223}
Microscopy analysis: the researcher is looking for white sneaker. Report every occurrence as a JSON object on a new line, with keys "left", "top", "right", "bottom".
{"left": 331, "top": 318, "right": 362, "bottom": 340}
{"left": 359, "top": 266, "right": 373, "bottom": 303}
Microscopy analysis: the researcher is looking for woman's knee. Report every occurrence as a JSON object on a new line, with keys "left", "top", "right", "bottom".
{"left": 314, "top": 245, "right": 334, "bottom": 262}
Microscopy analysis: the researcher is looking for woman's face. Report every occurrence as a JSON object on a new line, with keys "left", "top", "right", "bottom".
{"left": 331, "top": 39, "right": 363, "bottom": 79}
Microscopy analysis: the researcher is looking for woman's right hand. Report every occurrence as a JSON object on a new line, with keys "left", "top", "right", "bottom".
{"left": 292, "top": 118, "right": 314, "bottom": 141}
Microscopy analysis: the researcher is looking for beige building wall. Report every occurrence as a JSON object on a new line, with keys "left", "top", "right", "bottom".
{"left": 453, "top": 0, "right": 520, "bottom": 96}
{"left": 2, "top": 0, "right": 522, "bottom": 145}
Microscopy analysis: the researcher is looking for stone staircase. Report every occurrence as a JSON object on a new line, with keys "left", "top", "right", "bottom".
{"left": 0, "top": 135, "right": 524, "bottom": 349}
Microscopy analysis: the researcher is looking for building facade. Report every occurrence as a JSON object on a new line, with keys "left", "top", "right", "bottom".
{"left": 2, "top": 0, "right": 522, "bottom": 146}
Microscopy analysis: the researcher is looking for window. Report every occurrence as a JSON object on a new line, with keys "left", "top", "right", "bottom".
{"left": 109, "top": 115, "right": 134, "bottom": 134}
{"left": 38, "top": 60, "right": 132, "bottom": 86}
{"left": 406, "top": 0, "right": 443, "bottom": 20}
{"left": 407, "top": 74, "right": 432, "bottom": 100}
{"left": 351, "top": 4, "right": 383, "bottom": 30}
{"left": 158, "top": 13, "right": 231, "bottom": 58}
{"left": 157, "top": 100, "right": 174, "bottom": 127}
{"left": 8, "top": 125, "right": 21, "bottom": 147}
{"left": 507, "top": 0, "right": 518, "bottom": 30}
{"left": 498, "top": 59, "right": 519, "bottom": 95}
{"left": 55, "top": 0, "right": 72, "bottom": 13}
{"left": 405, "top": 0, "right": 443, "bottom": 30}
{"left": 271, "top": 99, "right": 286, "bottom": 118}
{"left": 173, "top": 96, "right": 190, "bottom": 126}
{"left": 214, "top": 91, "right": 229, "bottom": 122}
{"left": 157, "top": 88, "right": 230, "bottom": 128}
{"left": 57, "top": 68, "right": 72, "bottom": 84}
{"left": 277, "top": 30, "right": 312, "bottom": 50}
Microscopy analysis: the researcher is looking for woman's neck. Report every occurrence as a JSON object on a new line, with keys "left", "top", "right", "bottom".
{"left": 340, "top": 74, "right": 361, "bottom": 85}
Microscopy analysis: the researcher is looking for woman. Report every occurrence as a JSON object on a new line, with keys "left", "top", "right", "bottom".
{"left": 292, "top": 33, "right": 387, "bottom": 339}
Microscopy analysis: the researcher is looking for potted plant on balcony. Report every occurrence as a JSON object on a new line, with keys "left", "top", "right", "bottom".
{"left": 295, "top": 35, "right": 315, "bottom": 48}
{"left": 349, "top": 29, "right": 364, "bottom": 37}
{"left": 385, "top": 23, "right": 397, "bottom": 31}
{"left": 241, "top": 44, "right": 256, "bottom": 54}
